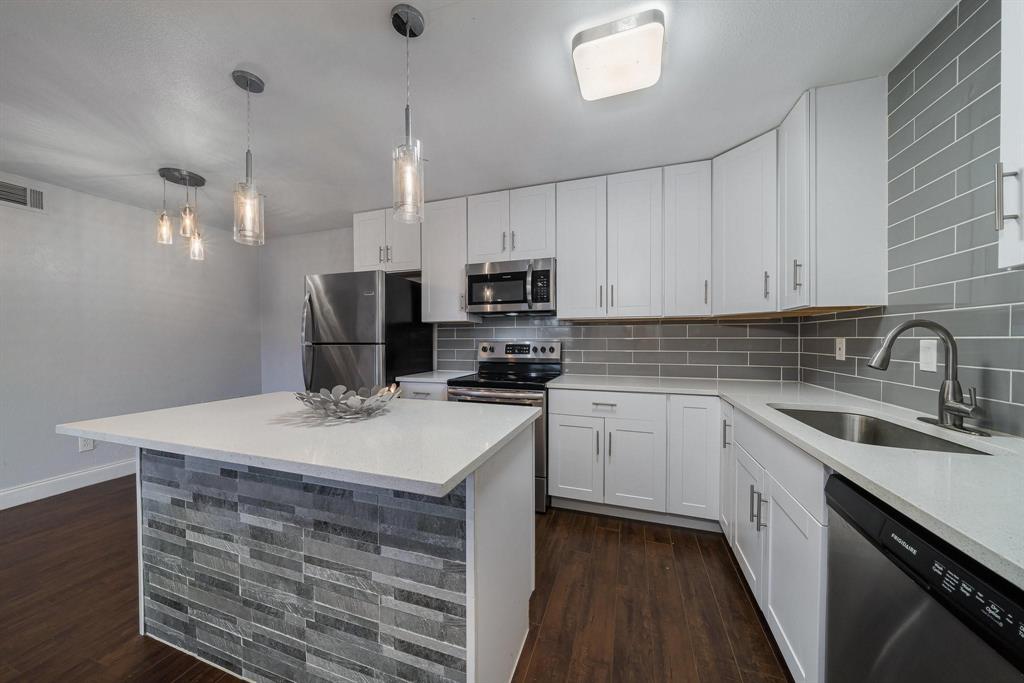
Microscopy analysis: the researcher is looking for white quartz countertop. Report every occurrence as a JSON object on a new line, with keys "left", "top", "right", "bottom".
{"left": 395, "top": 370, "right": 471, "bottom": 382}
{"left": 57, "top": 392, "right": 539, "bottom": 497}
{"left": 549, "top": 376, "right": 1024, "bottom": 590}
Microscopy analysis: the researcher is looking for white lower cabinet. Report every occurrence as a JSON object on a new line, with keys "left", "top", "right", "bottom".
{"left": 549, "top": 414, "right": 605, "bottom": 503}
{"left": 400, "top": 381, "right": 447, "bottom": 401}
{"left": 763, "top": 471, "right": 826, "bottom": 683}
{"left": 667, "top": 395, "right": 720, "bottom": 520}
{"left": 719, "top": 401, "right": 736, "bottom": 546}
{"left": 604, "top": 417, "right": 666, "bottom": 512}
{"left": 733, "top": 443, "right": 767, "bottom": 596}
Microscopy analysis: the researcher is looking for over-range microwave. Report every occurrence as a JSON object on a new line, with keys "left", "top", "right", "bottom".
{"left": 465, "top": 258, "right": 555, "bottom": 315}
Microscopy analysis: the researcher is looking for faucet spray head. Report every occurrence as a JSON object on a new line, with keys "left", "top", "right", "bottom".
{"left": 867, "top": 347, "right": 892, "bottom": 370}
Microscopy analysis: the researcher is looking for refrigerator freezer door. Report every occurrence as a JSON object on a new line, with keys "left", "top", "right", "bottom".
{"left": 306, "top": 345, "right": 384, "bottom": 393}
{"left": 305, "top": 271, "right": 384, "bottom": 344}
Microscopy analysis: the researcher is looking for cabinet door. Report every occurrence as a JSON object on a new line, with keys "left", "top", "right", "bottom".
{"left": 549, "top": 414, "right": 604, "bottom": 503}
{"left": 467, "top": 190, "right": 510, "bottom": 263}
{"left": 607, "top": 168, "right": 663, "bottom": 317}
{"left": 763, "top": 471, "right": 826, "bottom": 683}
{"left": 604, "top": 417, "right": 667, "bottom": 512}
{"left": 352, "top": 210, "right": 386, "bottom": 272}
{"left": 778, "top": 92, "right": 811, "bottom": 310}
{"left": 384, "top": 211, "right": 421, "bottom": 272}
{"left": 733, "top": 442, "right": 766, "bottom": 603}
{"left": 422, "top": 198, "right": 476, "bottom": 322}
{"left": 666, "top": 395, "right": 720, "bottom": 519}
{"left": 556, "top": 176, "right": 607, "bottom": 319}
{"left": 664, "top": 161, "right": 712, "bottom": 316}
{"left": 509, "top": 184, "right": 556, "bottom": 260}
{"left": 713, "top": 130, "right": 778, "bottom": 315}
{"left": 719, "top": 402, "right": 736, "bottom": 548}
{"left": 1000, "top": 0, "right": 1024, "bottom": 267}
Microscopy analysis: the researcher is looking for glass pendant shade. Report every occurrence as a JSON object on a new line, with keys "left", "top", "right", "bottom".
{"left": 156, "top": 211, "right": 173, "bottom": 245}
{"left": 392, "top": 138, "right": 424, "bottom": 224}
{"left": 233, "top": 182, "right": 265, "bottom": 246}
{"left": 180, "top": 203, "right": 196, "bottom": 237}
{"left": 189, "top": 232, "right": 205, "bottom": 261}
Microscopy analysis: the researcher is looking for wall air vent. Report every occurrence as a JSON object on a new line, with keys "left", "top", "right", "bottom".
{"left": 0, "top": 180, "right": 44, "bottom": 211}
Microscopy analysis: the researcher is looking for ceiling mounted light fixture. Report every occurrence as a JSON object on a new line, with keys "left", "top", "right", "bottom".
{"left": 156, "top": 178, "right": 173, "bottom": 245}
{"left": 189, "top": 189, "right": 205, "bottom": 261}
{"left": 390, "top": 3, "right": 425, "bottom": 224}
{"left": 157, "top": 167, "right": 206, "bottom": 259}
{"left": 231, "top": 69, "right": 266, "bottom": 246}
{"left": 571, "top": 9, "right": 665, "bottom": 101}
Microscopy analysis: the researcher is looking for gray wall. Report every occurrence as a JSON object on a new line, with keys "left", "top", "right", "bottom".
{"left": 258, "top": 228, "right": 354, "bottom": 393}
{"left": 0, "top": 174, "right": 262, "bottom": 502}
{"left": 801, "top": 0, "right": 1024, "bottom": 435}
{"left": 438, "top": 318, "right": 800, "bottom": 381}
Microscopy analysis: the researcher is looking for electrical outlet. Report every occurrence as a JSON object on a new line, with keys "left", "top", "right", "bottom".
{"left": 78, "top": 437, "right": 95, "bottom": 452}
{"left": 835, "top": 338, "right": 846, "bottom": 361}
{"left": 920, "top": 339, "right": 938, "bottom": 372}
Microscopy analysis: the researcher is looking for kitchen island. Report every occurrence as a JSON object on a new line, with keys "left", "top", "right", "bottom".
{"left": 57, "top": 392, "right": 540, "bottom": 683}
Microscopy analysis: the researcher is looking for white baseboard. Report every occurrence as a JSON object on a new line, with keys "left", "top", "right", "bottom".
{"left": 550, "top": 497, "right": 723, "bottom": 533}
{"left": 0, "top": 458, "right": 136, "bottom": 510}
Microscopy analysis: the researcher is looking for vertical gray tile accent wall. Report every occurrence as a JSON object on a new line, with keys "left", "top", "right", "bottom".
{"left": 140, "top": 449, "right": 468, "bottom": 683}
{"left": 804, "top": 0, "right": 1024, "bottom": 435}
{"left": 437, "top": 317, "right": 799, "bottom": 381}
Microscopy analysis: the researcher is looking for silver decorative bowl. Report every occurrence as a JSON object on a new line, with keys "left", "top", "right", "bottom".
{"left": 294, "top": 384, "right": 402, "bottom": 420}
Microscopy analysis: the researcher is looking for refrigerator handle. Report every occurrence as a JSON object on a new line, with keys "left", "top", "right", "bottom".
{"left": 301, "top": 292, "right": 314, "bottom": 391}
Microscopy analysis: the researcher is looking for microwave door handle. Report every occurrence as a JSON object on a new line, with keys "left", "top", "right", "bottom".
{"left": 526, "top": 261, "right": 534, "bottom": 309}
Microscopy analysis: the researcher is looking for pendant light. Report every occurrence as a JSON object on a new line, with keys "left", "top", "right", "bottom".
{"left": 180, "top": 181, "right": 196, "bottom": 237}
{"left": 156, "top": 178, "right": 173, "bottom": 245}
{"left": 231, "top": 70, "right": 266, "bottom": 246}
{"left": 391, "top": 4, "right": 425, "bottom": 224}
{"left": 189, "top": 189, "right": 205, "bottom": 261}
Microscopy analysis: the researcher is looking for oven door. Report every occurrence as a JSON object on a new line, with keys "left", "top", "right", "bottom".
{"left": 447, "top": 386, "right": 549, "bottom": 512}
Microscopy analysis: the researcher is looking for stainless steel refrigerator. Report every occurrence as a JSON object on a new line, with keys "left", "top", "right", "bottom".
{"left": 301, "top": 271, "right": 432, "bottom": 392}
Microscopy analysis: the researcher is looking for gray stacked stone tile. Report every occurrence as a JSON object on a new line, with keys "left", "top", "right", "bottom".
{"left": 140, "top": 449, "right": 468, "bottom": 683}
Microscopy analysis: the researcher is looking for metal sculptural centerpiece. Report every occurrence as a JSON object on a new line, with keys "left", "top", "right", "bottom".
{"left": 294, "top": 384, "right": 401, "bottom": 420}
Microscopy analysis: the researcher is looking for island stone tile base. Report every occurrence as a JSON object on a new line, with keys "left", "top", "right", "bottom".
{"left": 139, "top": 448, "right": 469, "bottom": 683}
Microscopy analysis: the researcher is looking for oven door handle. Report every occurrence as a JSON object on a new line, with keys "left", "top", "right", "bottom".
{"left": 447, "top": 387, "right": 545, "bottom": 402}
{"left": 525, "top": 261, "right": 534, "bottom": 310}
{"left": 450, "top": 396, "right": 541, "bottom": 407}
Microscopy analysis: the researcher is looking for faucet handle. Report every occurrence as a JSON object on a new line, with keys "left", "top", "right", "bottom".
{"left": 967, "top": 387, "right": 978, "bottom": 410}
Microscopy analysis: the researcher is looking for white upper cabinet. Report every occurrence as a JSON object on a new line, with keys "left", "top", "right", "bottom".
{"left": 508, "top": 184, "right": 556, "bottom": 260}
{"left": 663, "top": 161, "right": 712, "bottom": 316}
{"left": 352, "top": 209, "right": 420, "bottom": 272}
{"left": 713, "top": 130, "right": 778, "bottom": 315}
{"left": 556, "top": 176, "right": 607, "bottom": 319}
{"left": 422, "top": 197, "right": 478, "bottom": 323}
{"left": 999, "top": 0, "right": 1024, "bottom": 267}
{"left": 607, "top": 168, "right": 663, "bottom": 317}
{"left": 667, "top": 394, "right": 720, "bottom": 520}
{"left": 467, "top": 190, "right": 510, "bottom": 263}
{"left": 778, "top": 92, "right": 812, "bottom": 311}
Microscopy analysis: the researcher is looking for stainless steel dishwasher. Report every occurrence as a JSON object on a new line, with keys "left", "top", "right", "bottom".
{"left": 825, "top": 475, "right": 1024, "bottom": 682}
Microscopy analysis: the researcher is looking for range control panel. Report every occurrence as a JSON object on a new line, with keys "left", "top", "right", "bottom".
{"left": 477, "top": 340, "right": 562, "bottom": 362}
{"left": 878, "top": 519, "right": 1024, "bottom": 659}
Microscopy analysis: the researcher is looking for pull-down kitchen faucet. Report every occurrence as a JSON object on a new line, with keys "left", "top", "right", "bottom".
{"left": 868, "top": 319, "right": 989, "bottom": 436}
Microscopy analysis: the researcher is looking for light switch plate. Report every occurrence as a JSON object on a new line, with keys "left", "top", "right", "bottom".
{"left": 920, "top": 339, "right": 938, "bottom": 372}
{"left": 78, "top": 437, "right": 95, "bottom": 452}
{"left": 835, "top": 338, "right": 846, "bottom": 361}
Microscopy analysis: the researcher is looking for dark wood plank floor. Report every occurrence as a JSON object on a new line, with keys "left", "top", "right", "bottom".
{"left": 1, "top": 477, "right": 789, "bottom": 683}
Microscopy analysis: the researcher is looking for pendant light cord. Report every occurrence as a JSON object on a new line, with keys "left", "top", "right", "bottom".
{"left": 404, "top": 11, "right": 412, "bottom": 143}
{"left": 162, "top": 178, "right": 166, "bottom": 212}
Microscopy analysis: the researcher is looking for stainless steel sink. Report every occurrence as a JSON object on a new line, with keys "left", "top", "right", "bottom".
{"left": 772, "top": 408, "right": 987, "bottom": 455}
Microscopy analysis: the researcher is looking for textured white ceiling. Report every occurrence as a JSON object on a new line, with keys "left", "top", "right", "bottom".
{"left": 0, "top": 0, "right": 952, "bottom": 236}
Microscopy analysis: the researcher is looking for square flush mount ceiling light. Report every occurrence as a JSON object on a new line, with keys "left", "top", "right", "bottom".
{"left": 572, "top": 9, "right": 665, "bottom": 101}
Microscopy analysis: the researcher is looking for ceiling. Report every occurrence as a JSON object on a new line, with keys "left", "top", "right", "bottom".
{"left": 0, "top": 0, "right": 952, "bottom": 237}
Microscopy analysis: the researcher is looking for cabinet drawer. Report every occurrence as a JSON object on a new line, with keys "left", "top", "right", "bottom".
{"left": 734, "top": 409, "right": 826, "bottom": 523}
{"left": 549, "top": 389, "right": 666, "bottom": 420}
{"left": 400, "top": 382, "right": 446, "bottom": 401}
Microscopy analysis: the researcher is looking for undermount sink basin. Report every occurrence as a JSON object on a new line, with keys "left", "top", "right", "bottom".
{"left": 772, "top": 407, "right": 987, "bottom": 455}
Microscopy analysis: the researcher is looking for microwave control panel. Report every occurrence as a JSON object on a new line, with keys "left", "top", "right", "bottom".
{"left": 532, "top": 270, "right": 551, "bottom": 303}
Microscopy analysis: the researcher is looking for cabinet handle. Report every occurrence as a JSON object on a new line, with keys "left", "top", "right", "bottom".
{"left": 511, "top": 230, "right": 516, "bottom": 251}
{"left": 412, "top": 391, "right": 431, "bottom": 397}
{"left": 793, "top": 260, "right": 802, "bottom": 289}
{"left": 502, "top": 231, "right": 507, "bottom": 252}
{"left": 458, "top": 294, "right": 465, "bottom": 311}
{"left": 611, "top": 284, "right": 615, "bottom": 307}
{"left": 591, "top": 401, "right": 617, "bottom": 408}
{"left": 599, "top": 285, "right": 603, "bottom": 308}
{"left": 704, "top": 279, "right": 709, "bottom": 305}
{"left": 756, "top": 491, "right": 768, "bottom": 531}
{"left": 387, "top": 245, "right": 392, "bottom": 262}
{"left": 749, "top": 484, "right": 756, "bottom": 523}
{"left": 607, "top": 432, "right": 612, "bottom": 459}
{"left": 595, "top": 431, "right": 600, "bottom": 459}
{"left": 996, "top": 161, "right": 1021, "bottom": 231}
{"left": 763, "top": 271, "right": 770, "bottom": 299}
{"left": 722, "top": 419, "right": 730, "bottom": 448}
{"left": 378, "top": 246, "right": 383, "bottom": 263}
